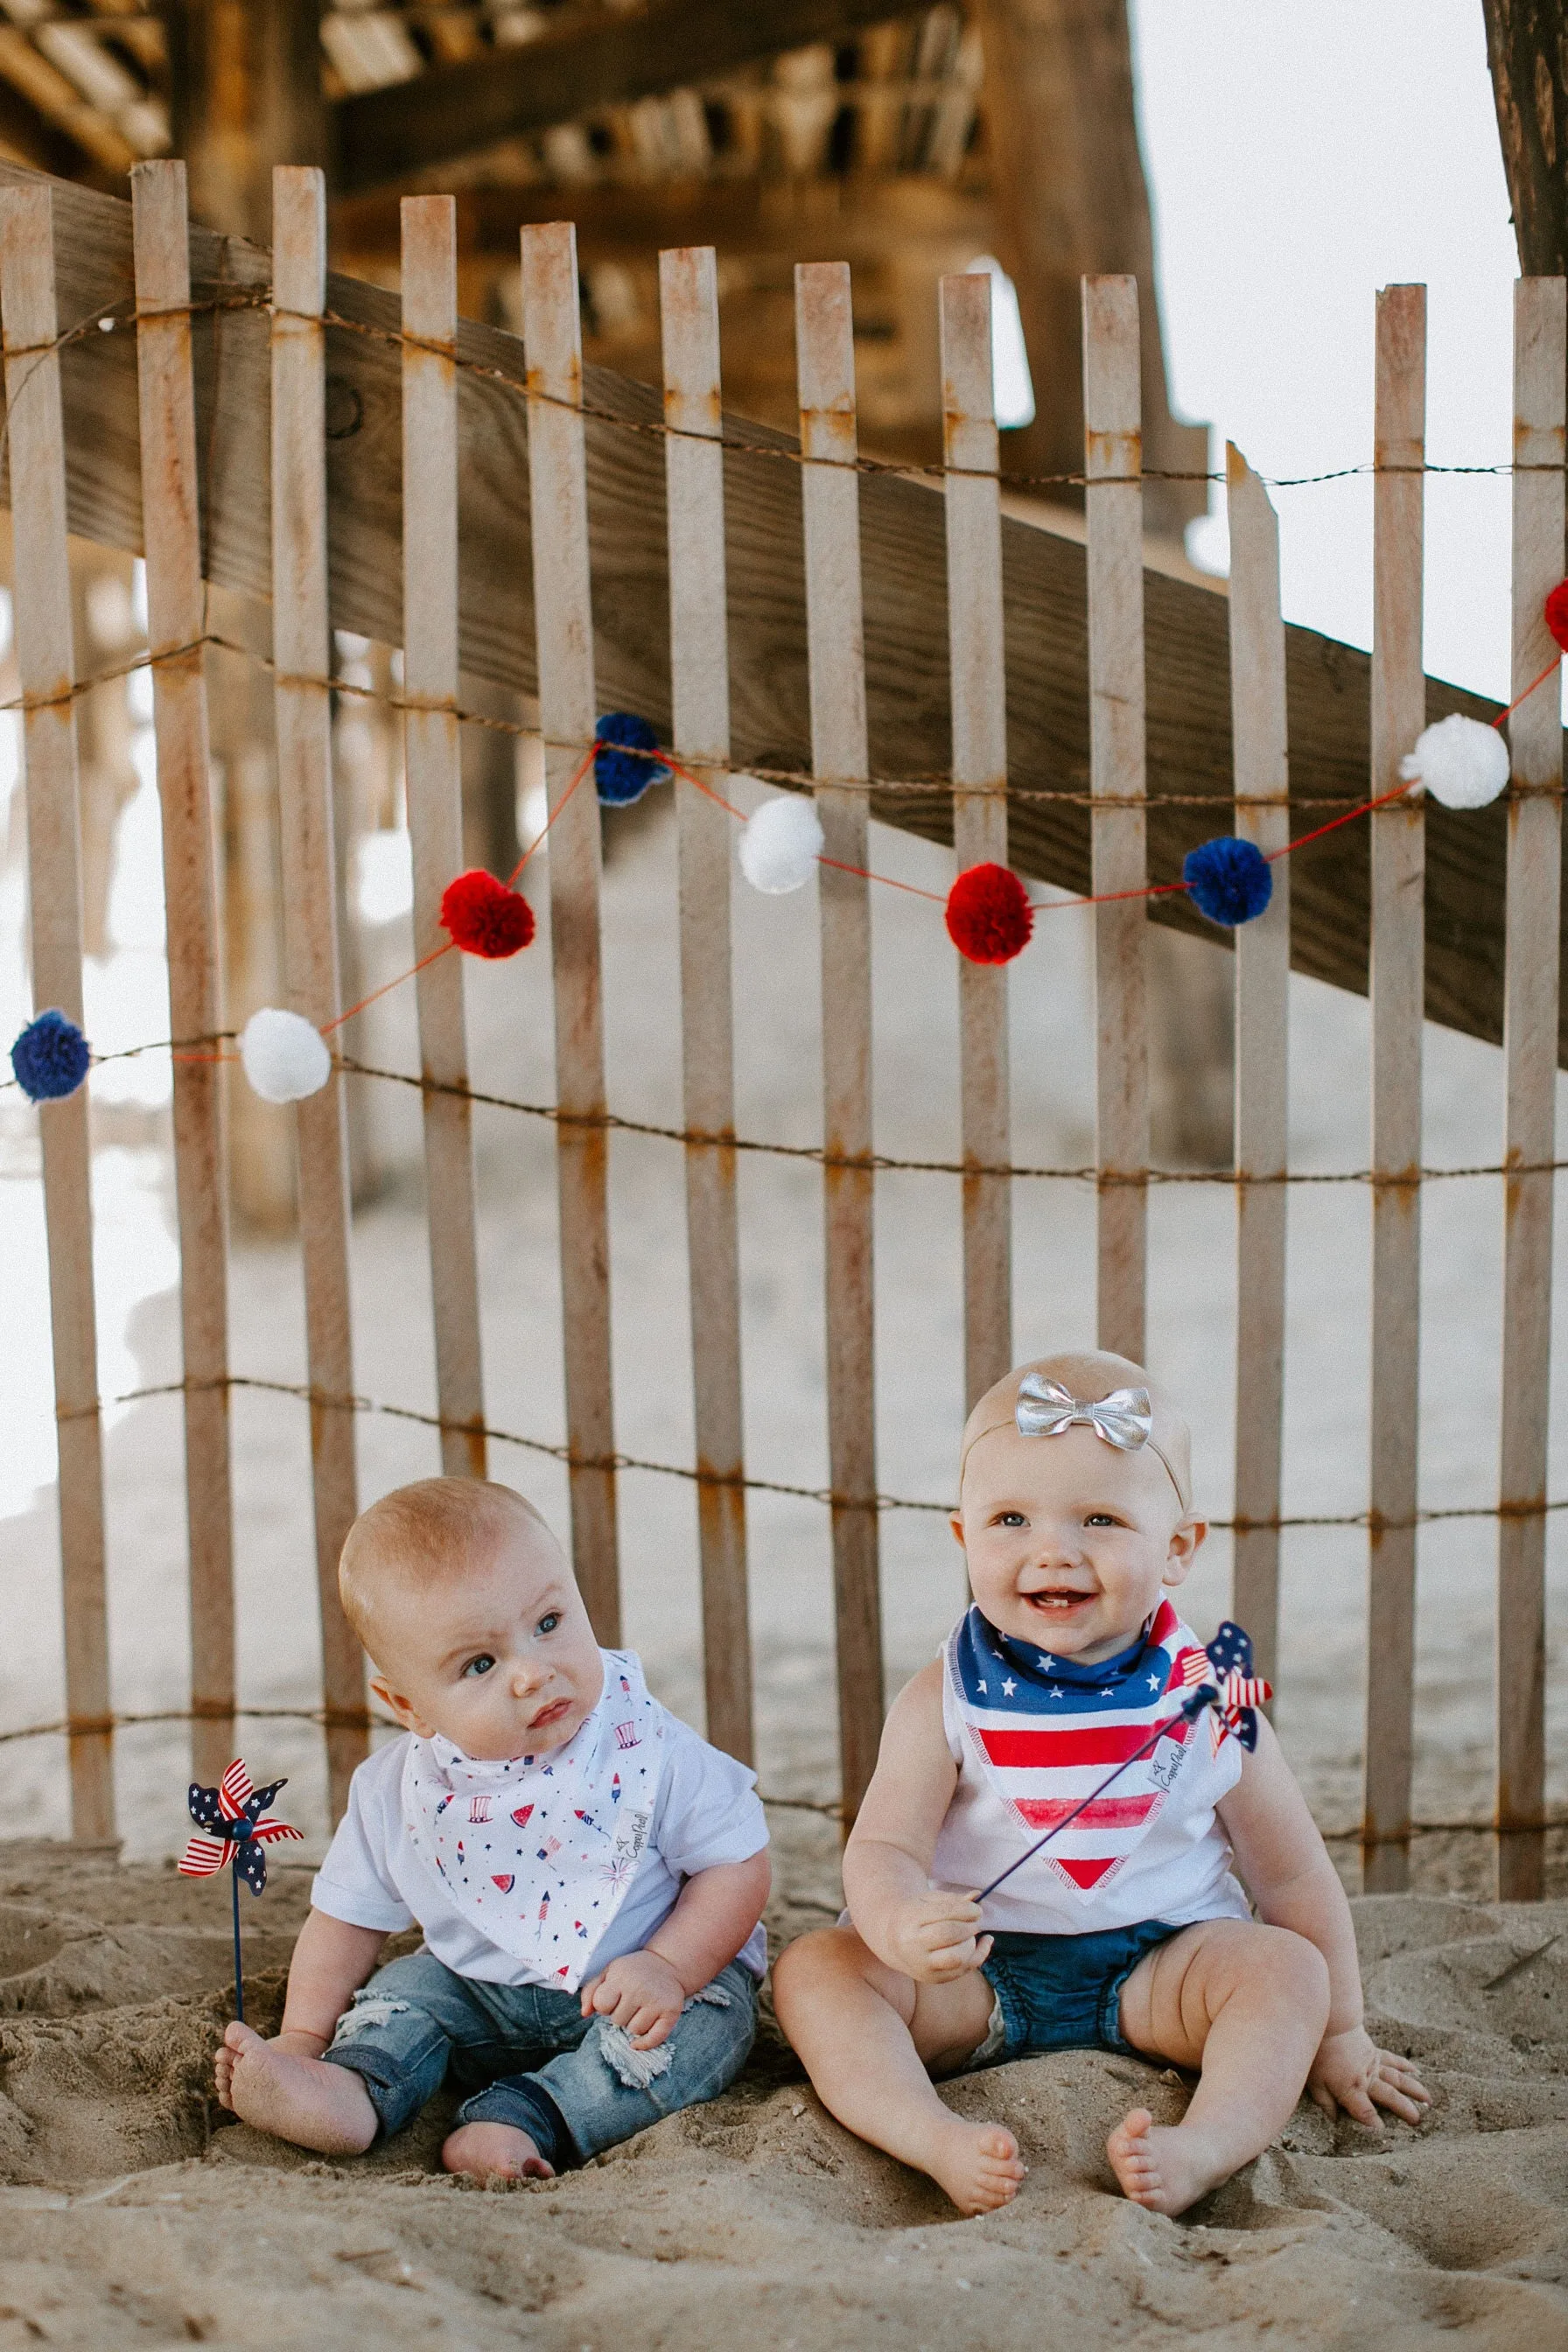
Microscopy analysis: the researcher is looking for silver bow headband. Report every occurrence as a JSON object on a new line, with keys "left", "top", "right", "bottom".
{"left": 960, "top": 1373, "right": 1189, "bottom": 1509}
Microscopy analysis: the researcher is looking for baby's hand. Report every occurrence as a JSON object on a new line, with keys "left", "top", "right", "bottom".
{"left": 580, "top": 1950, "right": 688, "bottom": 2051}
{"left": 1308, "top": 2026, "right": 1430, "bottom": 2129}
{"left": 881, "top": 1890, "right": 992, "bottom": 1984}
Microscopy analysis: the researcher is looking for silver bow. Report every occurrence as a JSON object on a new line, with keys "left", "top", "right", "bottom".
{"left": 1014, "top": 1375, "right": 1152, "bottom": 1452}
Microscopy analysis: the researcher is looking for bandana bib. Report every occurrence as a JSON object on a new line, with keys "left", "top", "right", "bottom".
{"left": 946, "top": 1597, "right": 1217, "bottom": 1901}
{"left": 402, "top": 1649, "right": 665, "bottom": 1989}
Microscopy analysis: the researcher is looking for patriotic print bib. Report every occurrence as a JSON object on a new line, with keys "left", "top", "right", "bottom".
{"left": 937, "top": 1599, "right": 1250, "bottom": 1934}
{"left": 403, "top": 1648, "right": 665, "bottom": 1990}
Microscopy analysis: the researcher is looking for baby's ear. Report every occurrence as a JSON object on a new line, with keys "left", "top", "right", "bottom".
{"left": 949, "top": 1512, "right": 966, "bottom": 1549}
{"left": 1161, "top": 1516, "right": 1207, "bottom": 1587}
{"left": 370, "top": 1672, "right": 434, "bottom": 1739}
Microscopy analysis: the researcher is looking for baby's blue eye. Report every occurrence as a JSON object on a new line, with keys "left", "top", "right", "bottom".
{"left": 536, "top": 1612, "right": 561, "bottom": 1636}
{"left": 461, "top": 1653, "right": 496, "bottom": 1678}
{"left": 995, "top": 1511, "right": 1026, "bottom": 1528}
{"left": 1084, "top": 1513, "right": 1116, "bottom": 1528}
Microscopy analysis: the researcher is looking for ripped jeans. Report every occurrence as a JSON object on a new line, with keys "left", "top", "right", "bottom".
{"left": 319, "top": 1948, "right": 757, "bottom": 2170}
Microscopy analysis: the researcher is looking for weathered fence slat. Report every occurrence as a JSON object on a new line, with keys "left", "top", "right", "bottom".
{"left": 521, "top": 219, "right": 620, "bottom": 1642}
{"left": 401, "top": 195, "right": 486, "bottom": 1483}
{"left": 1227, "top": 444, "right": 1290, "bottom": 1689}
{"left": 1082, "top": 274, "right": 1148, "bottom": 1363}
{"left": 270, "top": 165, "right": 365, "bottom": 1818}
{"left": 1363, "top": 283, "right": 1426, "bottom": 1894}
{"left": 795, "top": 259, "right": 883, "bottom": 1821}
{"left": 0, "top": 182, "right": 112, "bottom": 1840}
{"left": 940, "top": 270, "right": 1012, "bottom": 1409}
{"left": 130, "top": 159, "right": 234, "bottom": 1787}
{"left": 659, "top": 244, "right": 752, "bottom": 1764}
{"left": 1496, "top": 274, "right": 1565, "bottom": 1902}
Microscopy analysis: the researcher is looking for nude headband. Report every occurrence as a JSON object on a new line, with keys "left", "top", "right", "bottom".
{"left": 960, "top": 1374, "right": 1190, "bottom": 1513}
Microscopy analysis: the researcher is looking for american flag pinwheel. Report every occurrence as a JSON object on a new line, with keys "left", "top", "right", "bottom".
{"left": 178, "top": 1759, "right": 303, "bottom": 2022}
{"left": 1177, "top": 1620, "right": 1272, "bottom": 1754}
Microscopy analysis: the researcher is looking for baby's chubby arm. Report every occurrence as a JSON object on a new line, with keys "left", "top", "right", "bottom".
{"left": 580, "top": 1848, "right": 771, "bottom": 2052}
{"left": 840, "top": 1660, "right": 990, "bottom": 1984}
{"left": 213, "top": 1908, "right": 387, "bottom": 2104}
{"left": 1217, "top": 1722, "right": 1428, "bottom": 2127}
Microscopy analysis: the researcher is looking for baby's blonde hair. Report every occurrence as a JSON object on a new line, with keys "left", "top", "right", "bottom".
{"left": 339, "top": 1477, "right": 560, "bottom": 1657}
{"left": 959, "top": 1349, "right": 1193, "bottom": 1515}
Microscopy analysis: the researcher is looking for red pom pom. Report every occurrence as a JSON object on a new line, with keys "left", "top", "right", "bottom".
{"left": 439, "top": 869, "right": 536, "bottom": 958}
{"left": 1546, "top": 579, "right": 1568, "bottom": 652}
{"left": 945, "top": 862, "right": 1033, "bottom": 964}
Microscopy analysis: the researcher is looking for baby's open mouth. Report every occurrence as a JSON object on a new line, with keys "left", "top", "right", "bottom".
{"left": 1022, "top": 1587, "right": 1096, "bottom": 1613}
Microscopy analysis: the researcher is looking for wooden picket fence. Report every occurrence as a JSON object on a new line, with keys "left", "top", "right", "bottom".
{"left": 3, "top": 162, "right": 1561, "bottom": 1900}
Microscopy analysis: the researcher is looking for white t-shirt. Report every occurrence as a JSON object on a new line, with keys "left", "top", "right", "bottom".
{"left": 312, "top": 1703, "right": 768, "bottom": 1986}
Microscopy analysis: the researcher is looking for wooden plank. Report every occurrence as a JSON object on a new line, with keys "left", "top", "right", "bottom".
{"left": 1496, "top": 274, "right": 1564, "bottom": 1902}
{"left": 1362, "top": 283, "right": 1426, "bottom": 1896}
{"left": 130, "top": 158, "right": 234, "bottom": 1789}
{"left": 521, "top": 219, "right": 620, "bottom": 1643}
{"left": 795, "top": 259, "right": 883, "bottom": 1823}
{"left": 659, "top": 243, "right": 752, "bottom": 1764}
{"left": 0, "top": 180, "right": 111, "bottom": 1841}
{"left": 1226, "top": 444, "right": 1290, "bottom": 1689}
{"left": 270, "top": 165, "right": 365, "bottom": 1820}
{"left": 940, "top": 269, "right": 1012, "bottom": 1409}
{"left": 401, "top": 194, "right": 486, "bottom": 1483}
{"left": 333, "top": 0, "right": 928, "bottom": 194}
{"left": 0, "top": 164, "right": 1558, "bottom": 1069}
{"left": 1082, "top": 274, "right": 1147, "bottom": 1363}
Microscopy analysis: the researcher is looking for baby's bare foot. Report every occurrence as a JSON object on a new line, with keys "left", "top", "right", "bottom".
{"left": 1107, "top": 2106, "right": 1229, "bottom": 2216}
{"left": 921, "top": 2117, "right": 1026, "bottom": 2216}
{"left": 221, "top": 2022, "right": 378, "bottom": 2155}
{"left": 442, "top": 2122, "right": 555, "bottom": 2183}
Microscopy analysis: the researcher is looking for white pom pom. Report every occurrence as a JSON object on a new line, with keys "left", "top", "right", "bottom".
{"left": 240, "top": 1006, "right": 332, "bottom": 1102}
{"left": 738, "top": 793, "right": 824, "bottom": 893}
{"left": 1398, "top": 714, "right": 1510, "bottom": 810}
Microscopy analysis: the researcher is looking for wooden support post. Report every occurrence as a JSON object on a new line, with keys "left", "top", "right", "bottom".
{"left": 1496, "top": 273, "right": 1564, "bottom": 1902}
{"left": 270, "top": 165, "right": 365, "bottom": 1818}
{"left": 1227, "top": 444, "right": 1290, "bottom": 1689}
{"left": 131, "top": 158, "right": 235, "bottom": 1787}
{"left": 941, "top": 270, "right": 1012, "bottom": 1409}
{"left": 401, "top": 195, "right": 486, "bottom": 1481}
{"left": 660, "top": 244, "right": 752, "bottom": 1763}
{"left": 0, "top": 182, "right": 112, "bottom": 1841}
{"left": 1362, "top": 284, "right": 1425, "bottom": 1895}
{"left": 1082, "top": 274, "right": 1148, "bottom": 1364}
{"left": 521, "top": 220, "right": 620, "bottom": 1642}
{"left": 795, "top": 260, "right": 883, "bottom": 1822}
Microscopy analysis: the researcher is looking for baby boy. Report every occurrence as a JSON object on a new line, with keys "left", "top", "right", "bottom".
{"left": 216, "top": 1477, "right": 770, "bottom": 2180}
{"left": 774, "top": 1350, "right": 1427, "bottom": 2217}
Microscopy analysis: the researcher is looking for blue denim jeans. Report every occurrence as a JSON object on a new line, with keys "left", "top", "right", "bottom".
{"left": 320, "top": 1948, "right": 757, "bottom": 2169}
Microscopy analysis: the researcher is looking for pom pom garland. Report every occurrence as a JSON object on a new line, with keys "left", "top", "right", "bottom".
{"left": 10, "top": 1008, "right": 91, "bottom": 1102}
{"left": 738, "top": 792, "right": 824, "bottom": 893}
{"left": 1545, "top": 578, "right": 1568, "bottom": 652}
{"left": 440, "top": 869, "right": 536, "bottom": 957}
{"left": 594, "top": 711, "right": 672, "bottom": 806}
{"left": 240, "top": 1007, "right": 332, "bottom": 1103}
{"left": 1398, "top": 713, "right": 1510, "bottom": 810}
{"left": 1183, "top": 835, "right": 1273, "bottom": 928}
{"left": 945, "top": 863, "right": 1034, "bottom": 964}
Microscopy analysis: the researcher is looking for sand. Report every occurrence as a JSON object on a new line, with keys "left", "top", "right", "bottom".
{"left": 0, "top": 1826, "right": 1565, "bottom": 2348}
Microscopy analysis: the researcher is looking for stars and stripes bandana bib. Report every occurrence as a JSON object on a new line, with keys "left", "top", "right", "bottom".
{"left": 947, "top": 1597, "right": 1216, "bottom": 1900}
{"left": 403, "top": 1648, "right": 665, "bottom": 1989}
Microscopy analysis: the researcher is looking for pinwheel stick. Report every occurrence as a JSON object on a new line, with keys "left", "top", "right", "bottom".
{"left": 231, "top": 1863, "right": 245, "bottom": 2026}
{"left": 973, "top": 1684, "right": 1219, "bottom": 1905}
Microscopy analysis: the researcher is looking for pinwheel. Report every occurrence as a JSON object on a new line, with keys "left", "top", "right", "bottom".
{"left": 178, "top": 1758, "right": 303, "bottom": 2021}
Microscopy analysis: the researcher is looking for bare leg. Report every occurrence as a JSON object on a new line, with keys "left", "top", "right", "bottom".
{"left": 772, "top": 1926, "right": 1025, "bottom": 2216}
{"left": 217, "top": 2022, "right": 379, "bottom": 2155}
{"left": 1106, "top": 1920, "right": 1330, "bottom": 2216}
{"left": 442, "top": 2123, "right": 554, "bottom": 2182}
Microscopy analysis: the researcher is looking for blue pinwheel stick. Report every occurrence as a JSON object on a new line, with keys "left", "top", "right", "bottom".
{"left": 973, "top": 1620, "right": 1271, "bottom": 1906}
{"left": 178, "top": 1759, "right": 303, "bottom": 2023}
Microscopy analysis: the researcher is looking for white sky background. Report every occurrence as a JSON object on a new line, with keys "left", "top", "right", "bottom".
{"left": 1130, "top": 0, "right": 1524, "bottom": 705}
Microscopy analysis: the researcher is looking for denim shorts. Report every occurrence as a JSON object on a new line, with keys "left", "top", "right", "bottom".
{"left": 972, "top": 1920, "right": 1183, "bottom": 2065}
{"left": 320, "top": 1946, "right": 757, "bottom": 2169}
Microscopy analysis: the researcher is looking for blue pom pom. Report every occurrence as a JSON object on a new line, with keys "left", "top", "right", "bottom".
{"left": 10, "top": 1008, "right": 91, "bottom": 1102}
{"left": 1183, "top": 835, "right": 1273, "bottom": 928}
{"left": 594, "top": 711, "right": 670, "bottom": 807}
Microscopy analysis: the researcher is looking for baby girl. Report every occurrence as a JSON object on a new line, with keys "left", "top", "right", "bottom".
{"left": 774, "top": 1350, "right": 1427, "bottom": 2216}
